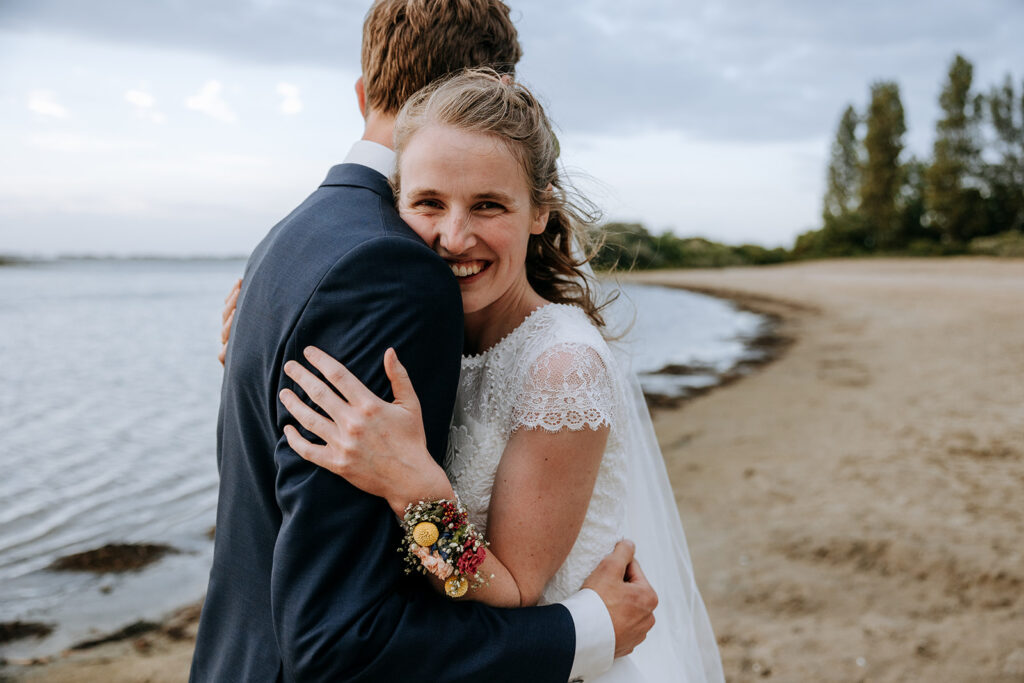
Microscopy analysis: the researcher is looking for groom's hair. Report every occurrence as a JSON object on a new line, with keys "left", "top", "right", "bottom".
{"left": 361, "top": 0, "right": 522, "bottom": 116}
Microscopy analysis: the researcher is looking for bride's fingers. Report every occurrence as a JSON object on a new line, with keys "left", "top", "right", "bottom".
{"left": 383, "top": 348, "right": 419, "bottom": 411}
{"left": 223, "top": 283, "right": 240, "bottom": 322}
{"left": 283, "top": 425, "right": 331, "bottom": 466}
{"left": 302, "top": 346, "right": 376, "bottom": 406}
{"left": 283, "top": 359, "right": 350, "bottom": 419}
{"left": 279, "top": 388, "right": 338, "bottom": 441}
{"left": 224, "top": 278, "right": 241, "bottom": 304}
{"left": 220, "top": 309, "right": 235, "bottom": 344}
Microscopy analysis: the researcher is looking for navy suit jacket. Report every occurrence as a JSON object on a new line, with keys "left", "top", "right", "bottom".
{"left": 189, "top": 164, "right": 576, "bottom": 682}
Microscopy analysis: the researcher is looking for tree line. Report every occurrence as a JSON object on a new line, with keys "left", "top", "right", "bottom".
{"left": 593, "top": 53, "right": 1024, "bottom": 270}
{"left": 589, "top": 223, "right": 790, "bottom": 270}
{"left": 799, "top": 53, "right": 1023, "bottom": 257}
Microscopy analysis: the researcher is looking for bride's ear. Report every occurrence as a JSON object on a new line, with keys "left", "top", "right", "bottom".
{"left": 530, "top": 184, "right": 554, "bottom": 235}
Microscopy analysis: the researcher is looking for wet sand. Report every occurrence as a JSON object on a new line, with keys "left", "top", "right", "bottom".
{"left": 6, "top": 257, "right": 1023, "bottom": 682}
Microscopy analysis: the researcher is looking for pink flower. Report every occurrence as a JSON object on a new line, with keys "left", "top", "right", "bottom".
{"left": 413, "top": 545, "right": 453, "bottom": 580}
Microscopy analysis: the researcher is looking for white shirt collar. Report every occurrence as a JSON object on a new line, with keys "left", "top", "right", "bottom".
{"left": 342, "top": 140, "right": 396, "bottom": 178}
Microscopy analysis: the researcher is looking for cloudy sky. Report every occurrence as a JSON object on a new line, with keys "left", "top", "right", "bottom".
{"left": 2, "top": 0, "right": 1022, "bottom": 256}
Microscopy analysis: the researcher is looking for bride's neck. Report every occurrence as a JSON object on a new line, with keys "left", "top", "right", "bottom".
{"left": 463, "top": 285, "right": 547, "bottom": 355}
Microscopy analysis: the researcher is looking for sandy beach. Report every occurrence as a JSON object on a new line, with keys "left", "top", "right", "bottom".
{"left": 5, "top": 257, "right": 1023, "bottom": 682}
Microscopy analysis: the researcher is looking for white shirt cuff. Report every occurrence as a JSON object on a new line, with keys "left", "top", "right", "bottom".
{"left": 562, "top": 588, "right": 615, "bottom": 682}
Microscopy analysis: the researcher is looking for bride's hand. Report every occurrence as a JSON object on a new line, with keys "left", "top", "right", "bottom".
{"left": 279, "top": 346, "right": 453, "bottom": 516}
{"left": 218, "top": 278, "right": 241, "bottom": 366}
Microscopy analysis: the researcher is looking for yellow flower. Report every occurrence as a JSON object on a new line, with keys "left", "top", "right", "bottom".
{"left": 412, "top": 521, "right": 440, "bottom": 547}
{"left": 444, "top": 576, "right": 468, "bottom": 598}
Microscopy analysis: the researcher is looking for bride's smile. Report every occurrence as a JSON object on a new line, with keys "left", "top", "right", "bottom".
{"left": 447, "top": 259, "right": 488, "bottom": 279}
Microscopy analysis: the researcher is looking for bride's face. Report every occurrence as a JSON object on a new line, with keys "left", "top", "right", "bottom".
{"left": 396, "top": 123, "right": 548, "bottom": 315}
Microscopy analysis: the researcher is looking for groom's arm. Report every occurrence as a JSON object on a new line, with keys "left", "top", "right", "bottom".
{"left": 271, "top": 235, "right": 586, "bottom": 682}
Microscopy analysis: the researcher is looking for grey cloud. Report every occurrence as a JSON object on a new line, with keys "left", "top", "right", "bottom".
{"left": 1, "top": 0, "right": 366, "bottom": 68}
{"left": 4, "top": 0, "right": 1023, "bottom": 143}
{"left": 515, "top": 0, "right": 1024, "bottom": 142}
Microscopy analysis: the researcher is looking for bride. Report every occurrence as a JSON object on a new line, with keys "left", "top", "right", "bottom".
{"left": 224, "top": 69, "right": 723, "bottom": 682}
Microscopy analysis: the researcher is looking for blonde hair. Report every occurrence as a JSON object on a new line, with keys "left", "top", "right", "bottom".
{"left": 392, "top": 68, "right": 609, "bottom": 329}
{"left": 361, "top": 0, "right": 522, "bottom": 117}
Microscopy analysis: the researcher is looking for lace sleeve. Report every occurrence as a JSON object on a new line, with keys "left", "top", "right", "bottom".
{"left": 509, "top": 342, "right": 616, "bottom": 433}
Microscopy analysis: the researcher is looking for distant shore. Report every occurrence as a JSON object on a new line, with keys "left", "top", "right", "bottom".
{"left": 5, "top": 257, "right": 1023, "bottom": 682}
{"left": 0, "top": 254, "right": 248, "bottom": 265}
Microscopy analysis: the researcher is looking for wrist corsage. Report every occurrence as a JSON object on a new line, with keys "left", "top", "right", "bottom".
{"left": 400, "top": 498, "right": 489, "bottom": 598}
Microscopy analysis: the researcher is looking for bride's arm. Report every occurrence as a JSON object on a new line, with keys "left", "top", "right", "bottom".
{"left": 483, "top": 423, "right": 608, "bottom": 606}
{"left": 279, "top": 345, "right": 608, "bottom": 608}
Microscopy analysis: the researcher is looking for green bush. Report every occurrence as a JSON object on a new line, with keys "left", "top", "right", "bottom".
{"left": 591, "top": 223, "right": 793, "bottom": 270}
{"left": 968, "top": 230, "right": 1024, "bottom": 257}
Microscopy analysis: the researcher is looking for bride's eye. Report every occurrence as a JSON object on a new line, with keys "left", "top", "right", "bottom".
{"left": 413, "top": 198, "right": 443, "bottom": 210}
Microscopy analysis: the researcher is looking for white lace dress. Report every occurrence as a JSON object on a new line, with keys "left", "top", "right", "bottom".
{"left": 445, "top": 303, "right": 628, "bottom": 605}
{"left": 445, "top": 302, "right": 725, "bottom": 682}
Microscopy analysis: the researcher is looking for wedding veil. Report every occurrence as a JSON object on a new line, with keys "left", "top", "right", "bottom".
{"left": 576, "top": 244, "right": 725, "bottom": 683}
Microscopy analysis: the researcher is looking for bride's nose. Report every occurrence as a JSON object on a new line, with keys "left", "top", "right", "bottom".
{"left": 437, "top": 208, "right": 476, "bottom": 254}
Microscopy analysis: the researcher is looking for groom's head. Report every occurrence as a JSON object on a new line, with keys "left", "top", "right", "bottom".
{"left": 359, "top": 0, "right": 522, "bottom": 118}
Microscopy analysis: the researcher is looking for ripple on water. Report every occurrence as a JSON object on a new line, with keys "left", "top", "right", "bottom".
{"left": 0, "top": 261, "right": 229, "bottom": 653}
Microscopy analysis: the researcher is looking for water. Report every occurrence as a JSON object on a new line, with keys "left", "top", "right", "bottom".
{"left": 0, "top": 259, "right": 763, "bottom": 656}
{"left": 0, "top": 259, "right": 229, "bottom": 656}
{"left": 607, "top": 282, "right": 766, "bottom": 397}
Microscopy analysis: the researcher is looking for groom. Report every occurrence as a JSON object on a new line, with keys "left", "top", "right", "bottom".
{"left": 190, "top": 1, "right": 657, "bottom": 681}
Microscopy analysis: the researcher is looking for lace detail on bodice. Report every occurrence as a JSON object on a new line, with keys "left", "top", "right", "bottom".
{"left": 445, "top": 304, "right": 628, "bottom": 605}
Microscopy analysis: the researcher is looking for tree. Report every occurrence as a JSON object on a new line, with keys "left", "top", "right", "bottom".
{"left": 925, "top": 54, "right": 986, "bottom": 243}
{"left": 815, "top": 104, "right": 871, "bottom": 252}
{"left": 985, "top": 74, "right": 1024, "bottom": 233}
{"left": 860, "top": 81, "right": 907, "bottom": 249}
{"left": 823, "top": 105, "right": 861, "bottom": 223}
{"left": 897, "top": 157, "right": 930, "bottom": 247}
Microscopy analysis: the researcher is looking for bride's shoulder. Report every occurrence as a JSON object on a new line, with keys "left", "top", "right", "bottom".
{"left": 510, "top": 304, "right": 620, "bottom": 431}
{"left": 519, "top": 304, "right": 617, "bottom": 378}
{"left": 529, "top": 303, "right": 608, "bottom": 348}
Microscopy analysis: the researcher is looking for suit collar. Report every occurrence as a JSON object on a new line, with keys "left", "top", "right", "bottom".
{"left": 319, "top": 162, "right": 393, "bottom": 199}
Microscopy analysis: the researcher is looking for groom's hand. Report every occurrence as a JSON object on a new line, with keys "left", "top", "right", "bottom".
{"left": 581, "top": 540, "right": 658, "bottom": 658}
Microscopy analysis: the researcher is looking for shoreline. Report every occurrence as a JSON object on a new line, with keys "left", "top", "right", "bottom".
{"left": 640, "top": 288, "right": 795, "bottom": 411}
{"left": 5, "top": 257, "right": 1023, "bottom": 681}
